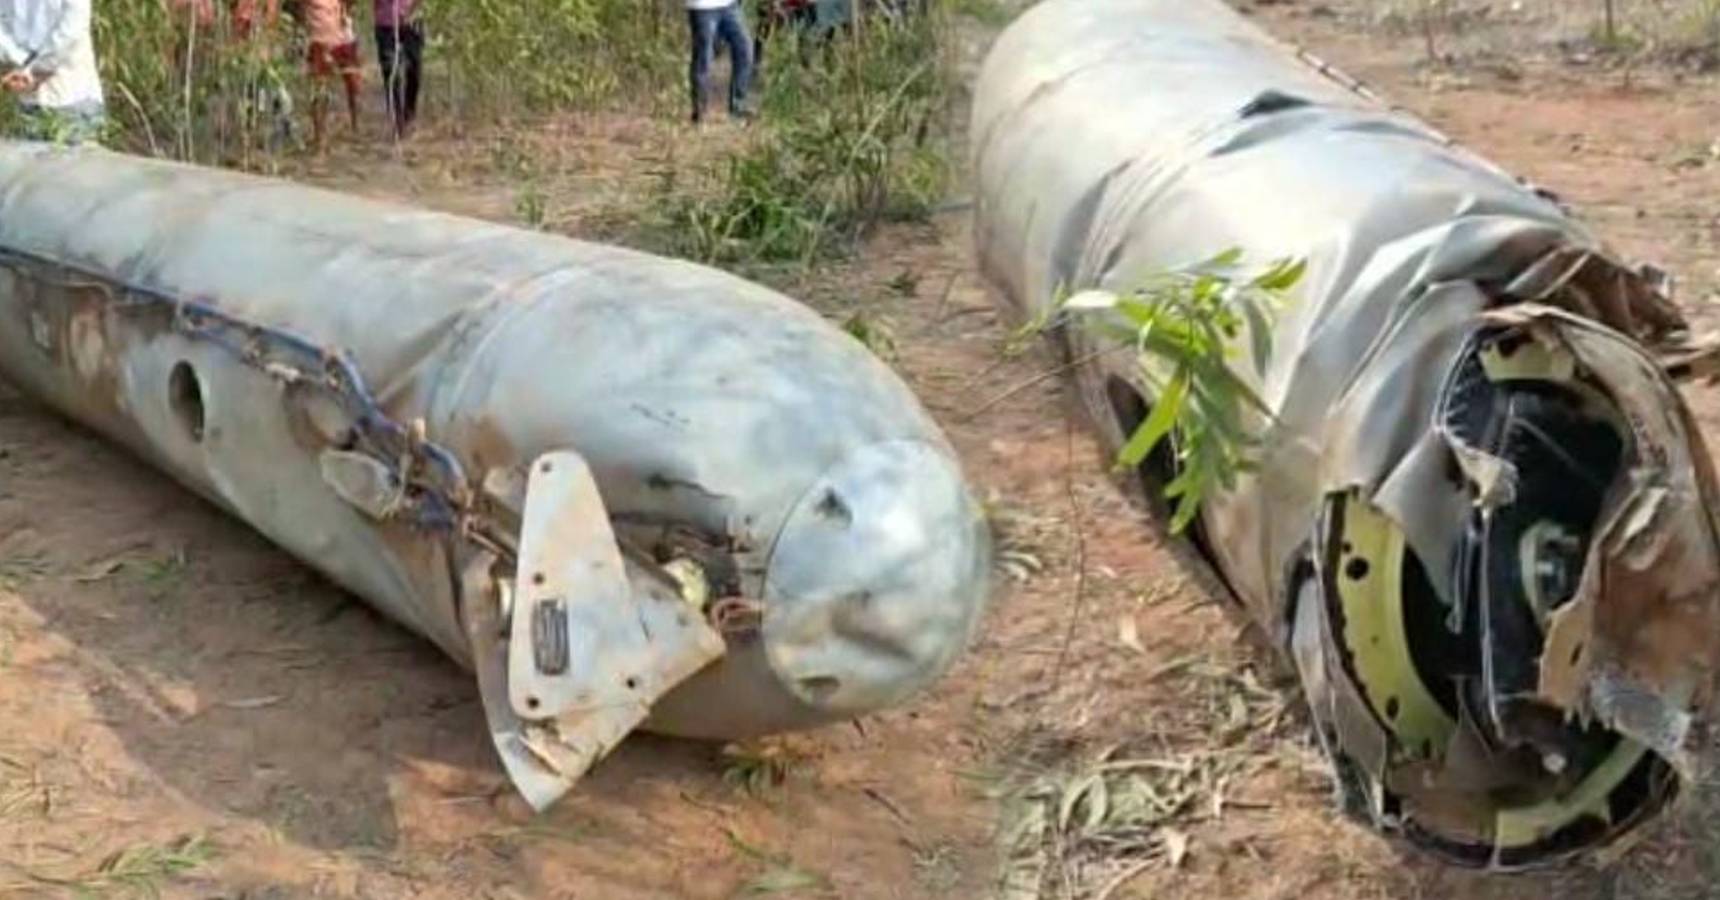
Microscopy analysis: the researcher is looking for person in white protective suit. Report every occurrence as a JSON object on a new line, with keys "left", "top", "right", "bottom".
{"left": 0, "top": 0, "right": 104, "bottom": 143}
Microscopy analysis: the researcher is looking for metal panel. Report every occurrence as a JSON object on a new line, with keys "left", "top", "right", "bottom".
{"left": 973, "top": 0, "right": 1720, "bottom": 867}
{"left": 0, "top": 143, "right": 993, "bottom": 809}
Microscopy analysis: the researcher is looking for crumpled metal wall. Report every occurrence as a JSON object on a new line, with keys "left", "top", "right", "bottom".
{"left": 0, "top": 143, "right": 992, "bottom": 809}
{"left": 973, "top": 0, "right": 1720, "bottom": 867}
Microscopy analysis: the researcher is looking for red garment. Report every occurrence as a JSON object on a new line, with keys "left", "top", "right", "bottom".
{"left": 306, "top": 37, "right": 361, "bottom": 76}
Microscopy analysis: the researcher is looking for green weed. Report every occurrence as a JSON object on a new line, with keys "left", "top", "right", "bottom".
{"left": 423, "top": 0, "right": 683, "bottom": 125}
{"left": 5, "top": 835, "right": 215, "bottom": 899}
{"left": 951, "top": 0, "right": 1017, "bottom": 27}
{"left": 1667, "top": 0, "right": 1720, "bottom": 59}
{"left": 91, "top": 3, "right": 304, "bottom": 165}
{"left": 726, "top": 829, "right": 834, "bottom": 895}
{"left": 0, "top": 552, "right": 48, "bottom": 591}
{"left": 515, "top": 181, "right": 550, "bottom": 229}
{"left": 1051, "top": 251, "right": 1304, "bottom": 533}
{"left": 55, "top": 0, "right": 685, "bottom": 164}
{"left": 842, "top": 310, "right": 899, "bottom": 361}
{"left": 132, "top": 549, "right": 189, "bottom": 601}
{"left": 720, "top": 742, "right": 798, "bottom": 797}
{"left": 655, "top": 3, "right": 955, "bottom": 266}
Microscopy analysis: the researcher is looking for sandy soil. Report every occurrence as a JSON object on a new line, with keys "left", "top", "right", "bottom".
{"left": 4, "top": 1, "right": 1720, "bottom": 897}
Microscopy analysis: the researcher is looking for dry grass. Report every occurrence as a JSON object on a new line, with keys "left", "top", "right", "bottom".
{"left": 720, "top": 739, "right": 820, "bottom": 799}
{"left": 0, "top": 835, "right": 215, "bottom": 898}
{"left": 727, "top": 829, "right": 838, "bottom": 896}
{"left": 993, "top": 657, "right": 1301, "bottom": 900}
{"left": 0, "top": 551, "right": 49, "bottom": 592}
{"left": 0, "top": 754, "right": 50, "bottom": 820}
{"left": 1360, "top": 0, "right": 1720, "bottom": 67}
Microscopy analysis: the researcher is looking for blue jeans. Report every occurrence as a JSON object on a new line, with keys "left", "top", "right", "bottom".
{"left": 688, "top": 2, "right": 753, "bottom": 120}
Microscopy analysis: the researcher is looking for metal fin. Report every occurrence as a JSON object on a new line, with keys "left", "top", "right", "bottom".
{"left": 466, "top": 450, "right": 726, "bottom": 810}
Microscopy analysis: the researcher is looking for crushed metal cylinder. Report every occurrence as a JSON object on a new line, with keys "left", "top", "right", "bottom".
{"left": 0, "top": 143, "right": 992, "bottom": 810}
{"left": 972, "top": 0, "right": 1720, "bottom": 869}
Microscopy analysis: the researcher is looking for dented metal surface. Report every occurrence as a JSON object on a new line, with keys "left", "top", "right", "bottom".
{"left": 0, "top": 143, "right": 991, "bottom": 809}
{"left": 972, "top": 0, "right": 1720, "bottom": 868}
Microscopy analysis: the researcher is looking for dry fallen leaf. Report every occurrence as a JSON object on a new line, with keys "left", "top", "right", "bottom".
{"left": 1117, "top": 616, "right": 1146, "bottom": 655}
{"left": 221, "top": 695, "right": 284, "bottom": 710}
{"left": 1163, "top": 827, "right": 1191, "bottom": 869}
{"left": 71, "top": 558, "right": 125, "bottom": 583}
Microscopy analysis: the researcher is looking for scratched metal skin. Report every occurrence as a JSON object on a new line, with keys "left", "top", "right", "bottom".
{"left": 973, "top": 0, "right": 1720, "bottom": 868}
{"left": 0, "top": 142, "right": 991, "bottom": 807}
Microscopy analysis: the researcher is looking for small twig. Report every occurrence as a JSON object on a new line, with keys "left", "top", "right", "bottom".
{"left": 1048, "top": 414, "right": 1090, "bottom": 698}
{"left": 677, "top": 789, "right": 731, "bottom": 816}
{"left": 113, "top": 82, "right": 161, "bottom": 157}
{"left": 928, "top": 270, "right": 961, "bottom": 329}
{"left": 957, "top": 349, "right": 1108, "bottom": 422}
{"left": 861, "top": 786, "right": 913, "bottom": 827}
{"left": 946, "top": 352, "right": 1016, "bottom": 400}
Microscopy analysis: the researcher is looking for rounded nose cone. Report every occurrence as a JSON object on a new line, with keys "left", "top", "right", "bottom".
{"left": 761, "top": 439, "right": 991, "bottom": 715}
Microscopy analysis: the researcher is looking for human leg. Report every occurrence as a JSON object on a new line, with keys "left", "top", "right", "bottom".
{"left": 335, "top": 41, "right": 362, "bottom": 131}
{"left": 401, "top": 23, "right": 424, "bottom": 127}
{"left": 717, "top": 3, "right": 754, "bottom": 117}
{"left": 375, "top": 25, "right": 405, "bottom": 132}
{"left": 307, "top": 42, "right": 331, "bottom": 152}
{"left": 687, "top": 9, "right": 719, "bottom": 123}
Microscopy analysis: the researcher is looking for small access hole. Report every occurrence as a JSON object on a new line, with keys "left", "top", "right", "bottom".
{"left": 168, "top": 361, "right": 206, "bottom": 443}
{"left": 798, "top": 676, "right": 842, "bottom": 702}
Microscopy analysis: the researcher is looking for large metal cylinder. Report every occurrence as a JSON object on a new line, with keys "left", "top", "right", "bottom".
{"left": 0, "top": 142, "right": 991, "bottom": 808}
{"left": 974, "top": 0, "right": 1720, "bottom": 868}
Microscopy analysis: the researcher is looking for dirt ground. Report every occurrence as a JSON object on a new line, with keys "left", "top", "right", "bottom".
{"left": 4, "top": 1, "right": 1720, "bottom": 898}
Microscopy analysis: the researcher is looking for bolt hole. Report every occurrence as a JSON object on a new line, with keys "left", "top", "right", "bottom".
{"left": 1571, "top": 642, "right": 1585, "bottom": 666}
{"left": 1384, "top": 696, "right": 1400, "bottom": 720}
{"left": 814, "top": 489, "right": 852, "bottom": 526}
{"left": 1344, "top": 557, "right": 1371, "bottom": 581}
{"left": 525, "top": 696, "right": 540, "bottom": 710}
{"left": 532, "top": 572, "right": 545, "bottom": 586}
{"left": 624, "top": 676, "right": 639, "bottom": 691}
{"left": 168, "top": 361, "right": 206, "bottom": 443}
{"left": 541, "top": 461, "right": 553, "bottom": 474}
